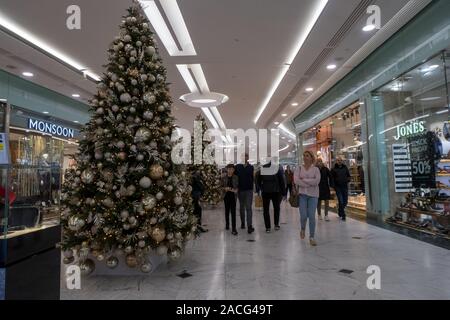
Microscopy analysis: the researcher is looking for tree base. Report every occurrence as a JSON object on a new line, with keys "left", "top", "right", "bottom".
{"left": 89, "top": 254, "right": 166, "bottom": 276}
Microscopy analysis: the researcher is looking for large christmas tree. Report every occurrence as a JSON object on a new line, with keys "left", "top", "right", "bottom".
{"left": 61, "top": 5, "right": 197, "bottom": 273}
{"left": 189, "top": 114, "right": 222, "bottom": 206}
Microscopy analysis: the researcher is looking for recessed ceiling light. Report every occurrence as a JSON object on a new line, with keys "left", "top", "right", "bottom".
{"left": 291, "top": 102, "right": 299, "bottom": 107}
{"left": 327, "top": 64, "right": 337, "bottom": 70}
{"left": 0, "top": 98, "right": 6, "bottom": 102}
{"left": 359, "top": 102, "right": 365, "bottom": 105}
{"left": 72, "top": 94, "right": 80, "bottom": 98}
{"left": 282, "top": 113, "right": 288, "bottom": 117}
{"left": 73, "top": 120, "right": 79, "bottom": 123}
{"left": 422, "top": 65, "right": 439, "bottom": 73}
{"left": 281, "top": 137, "right": 286, "bottom": 139}
{"left": 363, "top": 24, "right": 376, "bottom": 32}
{"left": 192, "top": 98, "right": 217, "bottom": 104}
{"left": 420, "top": 97, "right": 441, "bottom": 101}
{"left": 306, "top": 87, "right": 314, "bottom": 92}
{"left": 288, "top": 140, "right": 292, "bottom": 143}
{"left": 274, "top": 122, "right": 280, "bottom": 125}
{"left": 42, "top": 111, "right": 49, "bottom": 114}
{"left": 22, "top": 72, "right": 34, "bottom": 77}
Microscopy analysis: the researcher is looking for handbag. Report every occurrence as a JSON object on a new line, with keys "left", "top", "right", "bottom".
{"left": 255, "top": 194, "right": 263, "bottom": 208}
{"left": 289, "top": 184, "right": 299, "bottom": 208}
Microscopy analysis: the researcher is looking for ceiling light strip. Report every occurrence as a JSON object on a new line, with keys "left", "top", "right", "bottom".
{"left": 254, "top": 0, "right": 328, "bottom": 123}
{"left": 176, "top": 64, "right": 199, "bottom": 93}
{"left": 0, "top": 13, "right": 101, "bottom": 82}
{"left": 139, "top": 0, "right": 196, "bottom": 56}
{"left": 279, "top": 124, "right": 296, "bottom": 139}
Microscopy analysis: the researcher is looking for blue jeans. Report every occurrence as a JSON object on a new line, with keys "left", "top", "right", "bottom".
{"left": 335, "top": 187, "right": 348, "bottom": 218}
{"left": 299, "top": 194, "right": 318, "bottom": 238}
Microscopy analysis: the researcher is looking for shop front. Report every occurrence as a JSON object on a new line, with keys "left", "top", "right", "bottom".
{"left": 294, "top": 0, "right": 450, "bottom": 246}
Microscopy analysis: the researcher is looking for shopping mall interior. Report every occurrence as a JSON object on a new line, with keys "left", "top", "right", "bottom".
{"left": 1, "top": 0, "right": 450, "bottom": 302}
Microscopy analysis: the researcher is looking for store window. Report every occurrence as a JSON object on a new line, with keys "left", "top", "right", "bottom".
{"left": 301, "top": 101, "right": 367, "bottom": 218}
{"left": 372, "top": 51, "right": 450, "bottom": 239}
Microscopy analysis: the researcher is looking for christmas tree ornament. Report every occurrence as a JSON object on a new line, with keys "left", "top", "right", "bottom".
{"left": 134, "top": 117, "right": 142, "bottom": 124}
{"left": 116, "top": 141, "right": 125, "bottom": 149}
{"left": 138, "top": 240, "right": 146, "bottom": 248}
{"left": 123, "top": 34, "right": 132, "bottom": 42}
{"left": 130, "top": 106, "right": 136, "bottom": 113}
{"left": 136, "top": 41, "right": 142, "bottom": 47}
{"left": 134, "top": 127, "right": 151, "bottom": 142}
{"left": 79, "top": 259, "right": 96, "bottom": 276}
{"left": 127, "top": 185, "right": 136, "bottom": 195}
{"left": 145, "top": 46, "right": 155, "bottom": 56}
{"left": 150, "top": 141, "right": 157, "bottom": 149}
{"left": 130, "top": 145, "right": 137, "bottom": 152}
{"left": 157, "top": 105, "right": 165, "bottom": 112}
{"left": 123, "top": 224, "right": 130, "bottom": 230}
{"left": 143, "top": 195, "right": 156, "bottom": 209}
{"left": 63, "top": 249, "right": 74, "bottom": 258}
{"left": 120, "top": 93, "right": 132, "bottom": 103}
{"left": 166, "top": 233, "right": 174, "bottom": 240}
{"left": 102, "top": 198, "right": 114, "bottom": 208}
{"left": 118, "top": 152, "right": 127, "bottom": 160}
{"left": 178, "top": 206, "right": 185, "bottom": 213}
{"left": 129, "top": 216, "right": 137, "bottom": 225}
{"left": 143, "top": 92, "right": 156, "bottom": 104}
{"left": 97, "top": 254, "right": 105, "bottom": 261}
{"left": 137, "top": 154, "right": 144, "bottom": 161}
{"left": 143, "top": 111, "right": 153, "bottom": 120}
{"left": 174, "top": 197, "right": 183, "bottom": 206}
{"left": 95, "top": 118, "right": 104, "bottom": 125}
{"left": 140, "top": 262, "right": 152, "bottom": 273}
{"left": 149, "top": 164, "right": 164, "bottom": 180}
{"left": 156, "top": 192, "right": 164, "bottom": 200}
{"left": 151, "top": 226, "right": 166, "bottom": 242}
{"left": 120, "top": 210, "right": 129, "bottom": 220}
{"left": 167, "top": 185, "right": 173, "bottom": 192}
{"left": 68, "top": 216, "right": 85, "bottom": 231}
{"left": 139, "top": 177, "right": 152, "bottom": 189}
{"left": 124, "top": 246, "right": 133, "bottom": 254}
{"left": 175, "top": 232, "right": 182, "bottom": 240}
{"left": 106, "top": 256, "right": 119, "bottom": 269}
{"left": 112, "top": 105, "right": 119, "bottom": 112}
{"left": 150, "top": 217, "right": 157, "bottom": 225}
{"left": 125, "top": 254, "right": 138, "bottom": 268}
{"left": 96, "top": 107, "right": 104, "bottom": 114}
{"left": 160, "top": 126, "right": 170, "bottom": 135}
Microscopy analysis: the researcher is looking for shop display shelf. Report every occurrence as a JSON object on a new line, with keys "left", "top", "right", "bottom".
{"left": 439, "top": 159, "right": 450, "bottom": 163}
{"left": 396, "top": 206, "right": 449, "bottom": 218}
{"left": 414, "top": 197, "right": 450, "bottom": 204}
{"left": 386, "top": 220, "right": 450, "bottom": 240}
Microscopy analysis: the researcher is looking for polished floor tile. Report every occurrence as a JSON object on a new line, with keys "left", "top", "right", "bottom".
{"left": 61, "top": 202, "right": 450, "bottom": 300}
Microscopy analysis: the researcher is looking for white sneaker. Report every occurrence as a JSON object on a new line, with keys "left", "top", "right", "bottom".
{"left": 325, "top": 216, "right": 330, "bottom": 222}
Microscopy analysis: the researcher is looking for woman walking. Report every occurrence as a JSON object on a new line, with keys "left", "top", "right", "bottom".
{"left": 221, "top": 164, "right": 239, "bottom": 235}
{"left": 294, "top": 151, "right": 321, "bottom": 246}
{"left": 316, "top": 158, "right": 332, "bottom": 222}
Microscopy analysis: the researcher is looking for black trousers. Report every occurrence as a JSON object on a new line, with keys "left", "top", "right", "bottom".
{"left": 262, "top": 192, "right": 281, "bottom": 229}
{"left": 224, "top": 192, "right": 237, "bottom": 231}
{"left": 193, "top": 195, "right": 202, "bottom": 225}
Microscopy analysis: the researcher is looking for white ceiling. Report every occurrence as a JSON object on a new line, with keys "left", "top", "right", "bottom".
{"left": 0, "top": 0, "right": 416, "bottom": 156}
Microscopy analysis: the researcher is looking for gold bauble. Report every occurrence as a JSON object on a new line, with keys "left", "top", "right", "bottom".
{"left": 125, "top": 254, "right": 138, "bottom": 268}
{"left": 149, "top": 164, "right": 164, "bottom": 180}
{"left": 151, "top": 226, "right": 166, "bottom": 243}
{"left": 160, "top": 126, "right": 170, "bottom": 135}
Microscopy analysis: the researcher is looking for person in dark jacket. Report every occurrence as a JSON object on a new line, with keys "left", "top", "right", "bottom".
{"left": 235, "top": 154, "right": 255, "bottom": 233}
{"left": 256, "top": 160, "right": 287, "bottom": 233}
{"left": 191, "top": 170, "right": 207, "bottom": 232}
{"left": 221, "top": 164, "right": 239, "bottom": 235}
{"left": 316, "top": 158, "right": 332, "bottom": 221}
{"left": 285, "top": 166, "right": 294, "bottom": 197}
{"left": 331, "top": 157, "right": 351, "bottom": 221}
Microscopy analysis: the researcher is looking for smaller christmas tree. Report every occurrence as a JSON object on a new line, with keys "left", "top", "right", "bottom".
{"left": 189, "top": 114, "right": 222, "bottom": 206}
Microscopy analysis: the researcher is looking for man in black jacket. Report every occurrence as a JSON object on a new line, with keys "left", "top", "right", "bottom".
{"left": 331, "top": 157, "right": 350, "bottom": 221}
{"left": 256, "top": 161, "right": 287, "bottom": 233}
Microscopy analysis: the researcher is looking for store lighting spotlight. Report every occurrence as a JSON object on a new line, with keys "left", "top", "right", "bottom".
{"left": 72, "top": 94, "right": 81, "bottom": 98}
{"left": 274, "top": 122, "right": 280, "bottom": 125}
{"left": 42, "top": 111, "right": 49, "bottom": 114}
{"left": 291, "top": 102, "right": 299, "bottom": 107}
{"left": 282, "top": 113, "right": 288, "bottom": 117}
{"left": 22, "top": 72, "right": 34, "bottom": 77}
{"left": 327, "top": 64, "right": 337, "bottom": 70}
{"left": 363, "top": 24, "right": 376, "bottom": 32}
{"left": 305, "top": 87, "right": 314, "bottom": 92}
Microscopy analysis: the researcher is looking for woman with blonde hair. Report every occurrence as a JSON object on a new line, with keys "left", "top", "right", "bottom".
{"left": 294, "top": 150, "right": 321, "bottom": 246}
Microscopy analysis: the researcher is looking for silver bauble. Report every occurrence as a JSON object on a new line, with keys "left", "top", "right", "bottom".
{"left": 143, "top": 111, "right": 153, "bottom": 120}
{"left": 158, "top": 105, "right": 165, "bottom": 112}
{"left": 136, "top": 41, "right": 142, "bottom": 47}
{"left": 130, "top": 106, "right": 136, "bottom": 113}
{"left": 97, "top": 254, "right": 105, "bottom": 261}
{"left": 175, "top": 232, "right": 182, "bottom": 240}
{"left": 116, "top": 141, "right": 125, "bottom": 149}
{"left": 68, "top": 216, "right": 85, "bottom": 231}
{"left": 129, "top": 216, "right": 137, "bottom": 225}
{"left": 174, "top": 197, "right": 183, "bottom": 206}
{"left": 96, "top": 107, "right": 104, "bottom": 115}
{"left": 141, "top": 74, "right": 148, "bottom": 82}
{"left": 149, "top": 74, "right": 156, "bottom": 82}
{"left": 140, "top": 262, "right": 152, "bottom": 273}
{"left": 178, "top": 206, "right": 185, "bottom": 213}
{"left": 112, "top": 105, "right": 119, "bottom": 112}
{"left": 150, "top": 217, "right": 158, "bottom": 225}
{"left": 79, "top": 259, "right": 95, "bottom": 276}
{"left": 139, "top": 177, "right": 152, "bottom": 189}
{"left": 106, "top": 256, "right": 119, "bottom": 269}
{"left": 138, "top": 240, "right": 146, "bottom": 248}
{"left": 81, "top": 169, "right": 95, "bottom": 184}
{"left": 145, "top": 46, "right": 155, "bottom": 56}
{"left": 167, "top": 185, "right": 173, "bottom": 192}
{"left": 123, "top": 35, "right": 132, "bottom": 42}
{"left": 123, "top": 224, "right": 130, "bottom": 230}
{"left": 63, "top": 249, "right": 74, "bottom": 258}
{"left": 124, "top": 246, "right": 133, "bottom": 254}
{"left": 156, "top": 192, "right": 164, "bottom": 200}
{"left": 150, "top": 141, "right": 157, "bottom": 148}
{"left": 102, "top": 197, "right": 114, "bottom": 208}
{"left": 120, "top": 93, "right": 132, "bottom": 103}
{"left": 143, "top": 92, "right": 156, "bottom": 104}
{"left": 130, "top": 57, "right": 136, "bottom": 63}
{"left": 137, "top": 154, "right": 144, "bottom": 161}
{"left": 95, "top": 118, "right": 103, "bottom": 125}
{"left": 134, "top": 117, "right": 141, "bottom": 124}
{"left": 120, "top": 210, "right": 129, "bottom": 220}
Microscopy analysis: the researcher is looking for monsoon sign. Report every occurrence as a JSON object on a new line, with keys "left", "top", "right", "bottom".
{"left": 28, "top": 119, "right": 75, "bottom": 138}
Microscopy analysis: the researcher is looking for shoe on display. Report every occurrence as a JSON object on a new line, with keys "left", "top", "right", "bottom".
{"left": 428, "top": 205, "right": 444, "bottom": 213}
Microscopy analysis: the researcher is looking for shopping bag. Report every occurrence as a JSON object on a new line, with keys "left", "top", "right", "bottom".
{"left": 255, "top": 194, "right": 263, "bottom": 208}
{"left": 289, "top": 185, "right": 299, "bottom": 208}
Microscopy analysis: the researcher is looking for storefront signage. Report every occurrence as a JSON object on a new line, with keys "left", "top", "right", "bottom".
{"left": 394, "top": 121, "right": 425, "bottom": 141}
{"left": 408, "top": 132, "right": 436, "bottom": 189}
{"left": 392, "top": 144, "right": 413, "bottom": 192}
{"left": 28, "top": 119, "right": 74, "bottom": 138}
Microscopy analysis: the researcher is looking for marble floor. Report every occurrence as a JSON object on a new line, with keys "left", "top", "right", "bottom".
{"left": 61, "top": 202, "right": 450, "bottom": 300}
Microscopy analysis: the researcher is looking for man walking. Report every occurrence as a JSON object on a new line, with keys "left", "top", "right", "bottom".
{"left": 331, "top": 156, "right": 351, "bottom": 221}
{"left": 235, "top": 154, "right": 255, "bottom": 234}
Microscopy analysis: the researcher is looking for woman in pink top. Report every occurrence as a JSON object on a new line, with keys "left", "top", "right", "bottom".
{"left": 294, "top": 151, "right": 321, "bottom": 246}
